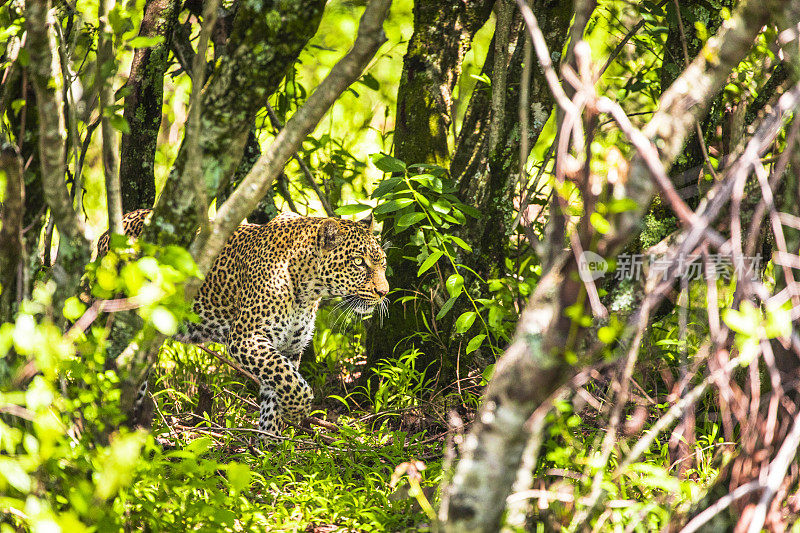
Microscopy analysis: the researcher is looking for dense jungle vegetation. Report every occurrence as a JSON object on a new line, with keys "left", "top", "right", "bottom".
{"left": 3, "top": 0, "right": 800, "bottom": 530}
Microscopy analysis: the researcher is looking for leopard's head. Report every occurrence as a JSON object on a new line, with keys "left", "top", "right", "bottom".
{"left": 316, "top": 214, "right": 389, "bottom": 315}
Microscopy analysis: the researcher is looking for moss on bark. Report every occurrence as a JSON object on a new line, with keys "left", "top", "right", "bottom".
{"left": 119, "top": 0, "right": 180, "bottom": 212}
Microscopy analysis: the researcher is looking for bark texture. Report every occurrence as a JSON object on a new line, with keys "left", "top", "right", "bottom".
{"left": 119, "top": 0, "right": 180, "bottom": 212}
{"left": 364, "top": 0, "right": 492, "bottom": 384}
{"left": 394, "top": 0, "right": 493, "bottom": 166}
{"left": 0, "top": 145, "right": 25, "bottom": 322}
{"left": 25, "top": 0, "right": 90, "bottom": 318}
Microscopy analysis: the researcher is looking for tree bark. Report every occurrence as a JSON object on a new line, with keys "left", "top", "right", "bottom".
{"left": 25, "top": 0, "right": 90, "bottom": 319}
{"left": 0, "top": 145, "right": 25, "bottom": 322}
{"left": 4, "top": 69, "right": 45, "bottom": 307}
{"left": 394, "top": 0, "right": 493, "bottom": 166}
{"left": 119, "top": 0, "right": 180, "bottom": 212}
{"left": 363, "top": 0, "right": 493, "bottom": 386}
{"left": 216, "top": 126, "right": 279, "bottom": 224}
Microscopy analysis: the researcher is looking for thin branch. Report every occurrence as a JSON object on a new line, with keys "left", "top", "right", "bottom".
{"left": 97, "top": 0, "right": 123, "bottom": 234}
{"left": 184, "top": 0, "right": 219, "bottom": 247}
{"left": 745, "top": 405, "right": 800, "bottom": 533}
{"left": 679, "top": 482, "right": 763, "bottom": 533}
{"left": 265, "top": 103, "right": 335, "bottom": 216}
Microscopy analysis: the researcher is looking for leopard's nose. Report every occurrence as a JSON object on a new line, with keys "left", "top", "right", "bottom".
{"left": 375, "top": 271, "right": 389, "bottom": 299}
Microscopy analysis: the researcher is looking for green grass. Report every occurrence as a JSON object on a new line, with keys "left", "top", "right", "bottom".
{"left": 128, "top": 335, "right": 444, "bottom": 532}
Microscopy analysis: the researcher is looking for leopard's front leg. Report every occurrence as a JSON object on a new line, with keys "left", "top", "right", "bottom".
{"left": 227, "top": 330, "right": 313, "bottom": 440}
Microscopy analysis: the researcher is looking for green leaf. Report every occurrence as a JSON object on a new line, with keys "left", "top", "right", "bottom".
{"left": 108, "top": 113, "right": 130, "bottom": 134}
{"left": 417, "top": 250, "right": 443, "bottom": 276}
{"left": 151, "top": 306, "right": 178, "bottom": 335}
{"left": 458, "top": 204, "right": 481, "bottom": 219}
{"left": 0, "top": 457, "right": 31, "bottom": 492}
{"left": 128, "top": 35, "right": 165, "bottom": 48}
{"left": 597, "top": 326, "right": 617, "bottom": 344}
{"left": 481, "top": 363, "right": 495, "bottom": 385}
{"left": 63, "top": 297, "right": 86, "bottom": 321}
{"left": 10, "top": 98, "right": 25, "bottom": 113}
{"left": 371, "top": 153, "right": 406, "bottom": 173}
{"left": 374, "top": 198, "right": 414, "bottom": 214}
{"left": 765, "top": 304, "right": 791, "bottom": 339}
{"left": 436, "top": 296, "right": 458, "bottom": 320}
{"left": 184, "top": 436, "right": 213, "bottom": 455}
{"left": 227, "top": 462, "right": 251, "bottom": 492}
{"left": 396, "top": 212, "right": 426, "bottom": 229}
{"left": 445, "top": 273, "right": 463, "bottom": 298}
{"left": 359, "top": 72, "right": 380, "bottom": 91}
{"left": 448, "top": 236, "right": 472, "bottom": 252}
{"left": 410, "top": 174, "right": 443, "bottom": 192}
{"left": 466, "top": 334, "right": 486, "bottom": 354}
{"left": 470, "top": 73, "right": 491, "bottom": 86}
{"left": 722, "top": 302, "right": 759, "bottom": 336}
{"left": 432, "top": 198, "right": 452, "bottom": 214}
{"left": 455, "top": 311, "right": 477, "bottom": 334}
{"left": 335, "top": 203, "right": 372, "bottom": 215}
{"left": 16, "top": 48, "right": 29, "bottom": 67}
{"left": 372, "top": 177, "right": 402, "bottom": 198}
{"left": 605, "top": 197, "right": 638, "bottom": 214}
{"left": 407, "top": 163, "right": 447, "bottom": 176}
{"left": 160, "top": 246, "right": 201, "bottom": 278}
{"left": 590, "top": 212, "right": 611, "bottom": 234}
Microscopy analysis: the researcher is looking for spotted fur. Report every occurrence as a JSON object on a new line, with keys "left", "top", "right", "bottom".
{"left": 99, "top": 209, "right": 389, "bottom": 439}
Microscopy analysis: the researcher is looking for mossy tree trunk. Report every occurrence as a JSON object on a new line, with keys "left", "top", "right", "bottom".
{"left": 4, "top": 72, "right": 46, "bottom": 312}
{"left": 0, "top": 145, "right": 25, "bottom": 323}
{"left": 364, "top": 0, "right": 493, "bottom": 386}
{"left": 119, "top": 0, "right": 180, "bottom": 212}
{"left": 365, "top": 0, "right": 573, "bottom": 388}
{"left": 25, "top": 0, "right": 91, "bottom": 321}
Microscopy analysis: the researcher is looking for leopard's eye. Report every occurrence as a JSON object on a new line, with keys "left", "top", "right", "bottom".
{"left": 353, "top": 257, "right": 366, "bottom": 267}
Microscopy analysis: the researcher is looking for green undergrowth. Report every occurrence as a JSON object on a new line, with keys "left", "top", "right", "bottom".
{"left": 0, "top": 285, "right": 445, "bottom": 532}
{"left": 135, "top": 332, "right": 445, "bottom": 532}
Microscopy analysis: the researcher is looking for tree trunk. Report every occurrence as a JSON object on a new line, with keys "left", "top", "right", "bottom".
{"left": 0, "top": 145, "right": 25, "bottom": 323}
{"left": 25, "top": 0, "right": 91, "bottom": 321}
{"left": 119, "top": 0, "right": 180, "bottom": 212}
{"left": 363, "top": 0, "right": 492, "bottom": 385}
{"left": 365, "top": 0, "right": 573, "bottom": 389}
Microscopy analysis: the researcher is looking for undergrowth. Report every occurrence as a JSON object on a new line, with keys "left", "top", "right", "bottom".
{"left": 137, "top": 319, "right": 445, "bottom": 532}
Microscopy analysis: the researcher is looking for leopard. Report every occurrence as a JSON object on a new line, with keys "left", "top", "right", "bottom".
{"left": 97, "top": 209, "right": 389, "bottom": 439}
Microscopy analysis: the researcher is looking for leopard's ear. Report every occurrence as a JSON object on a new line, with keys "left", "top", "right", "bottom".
{"left": 318, "top": 219, "right": 340, "bottom": 252}
{"left": 357, "top": 212, "right": 374, "bottom": 231}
